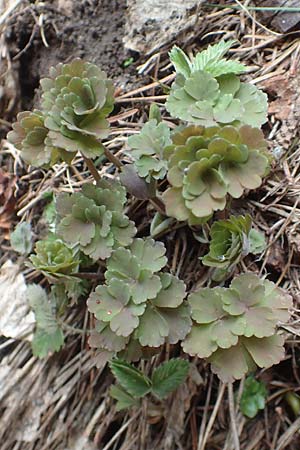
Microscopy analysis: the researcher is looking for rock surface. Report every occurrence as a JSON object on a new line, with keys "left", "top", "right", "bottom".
{"left": 124, "top": 0, "right": 205, "bottom": 54}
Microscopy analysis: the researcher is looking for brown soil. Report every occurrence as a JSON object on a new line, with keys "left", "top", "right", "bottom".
{"left": 4, "top": 0, "right": 137, "bottom": 112}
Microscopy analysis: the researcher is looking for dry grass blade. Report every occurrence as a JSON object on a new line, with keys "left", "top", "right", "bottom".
{"left": 1, "top": 2, "right": 300, "bottom": 449}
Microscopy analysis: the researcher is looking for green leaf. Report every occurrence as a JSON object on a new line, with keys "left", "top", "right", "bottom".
{"left": 204, "top": 58, "right": 246, "bottom": 77}
{"left": 42, "top": 198, "right": 57, "bottom": 232}
{"left": 240, "top": 376, "right": 267, "bottom": 418}
{"left": 149, "top": 103, "right": 162, "bottom": 123}
{"left": 191, "top": 40, "right": 237, "bottom": 72}
{"left": 128, "top": 120, "right": 171, "bottom": 182}
{"left": 57, "top": 181, "right": 136, "bottom": 260}
{"left": 150, "top": 212, "right": 174, "bottom": 237}
{"left": 182, "top": 273, "right": 291, "bottom": 382}
{"left": 110, "top": 385, "right": 139, "bottom": 411}
{"left": 29, "top": 237, "right": 80, "bottom": 281}
{"left": 109, "top": 359, "right": 152, "bottom": 398}
{"left": 151, "top": 358, "right": 190, "bottom": 399}
{"left": 10, "top": 222, "right": 33, "bottom": 255}
{"left": 27, "top": 284, "right": 64, "bottom": 357}
{"left": 249, "top": 229, "right": 266, "bottom": 254}
{"left": 169, "top": 46, "right": 192, "bottom": 79}
{"left": 31, "top": 327, "right": 64, "bottom": 358}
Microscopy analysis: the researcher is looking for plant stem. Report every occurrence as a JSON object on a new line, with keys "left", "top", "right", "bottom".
{"left": 58, "top": 319, "right": 91, "bottom": 335}
{"left": 73, "top": 272, "right": 103, "bottom": 280}
{"left": 203, "top": 3, "right": 300, "bottom": 12}
{"left": 228, "top": 382, "right": 240, "bottom": 450}
{"left": 149, "top": 197, "right": 166, "bottom": 215}
{"left": 82, "top": 154, "right": 102, "bottom": 185}
{"left": 104, "top": 146, "right": 123, "bottom": 169}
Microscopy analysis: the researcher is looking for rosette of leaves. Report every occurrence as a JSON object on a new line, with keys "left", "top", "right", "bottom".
{"left": 202, "top": 215, "right": 266, "bottom": 281}
{"left": 7, "top": 110, "right": 66, "bottom": 167}
{"left": 162, "top": 125, "right": 270, "bottom": 224}
{"left": 182, "top": 273, "right": 292, "bottom": 382}
{"left": 29, "top": 237, "right": 80, "bottom": 282}
{"left": 56, "top": 180, "right": 136, "bottom": 260}
{"left": 127, "top": 119, "right": 171, "bottom": 182}
{"left": 166, "top": 41, "right": 267, "bottom": 128}
{"left": 40, "top": 58, "right": 115, "bottom": 158}
{"left": 87, "top": 238, "right": 191, "bottom": 358}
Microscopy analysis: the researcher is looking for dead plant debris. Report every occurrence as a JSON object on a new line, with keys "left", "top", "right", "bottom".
{"left": 1, "top": 1, "right": 300, "bottom": 449}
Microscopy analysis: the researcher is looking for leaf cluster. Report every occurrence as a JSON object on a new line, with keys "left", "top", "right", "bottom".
{"left": 162, "top": 125, "right": 270, "bottom": 224}
{"left": 87, "top": 238, "right": 191, "bottom": 358}
{"left": 182, "top": 273, "right": 292, "bottom": 382}
{"left": 202, "top": 214, "right": 266, "bottom": 280}
{"left": 166, "top": 42, "right": 267, "bottom": 128}
{"left": 109, "top": 358, "right": 190, "bottom": 410}
{"left": 29, "top": 236, "right": 80, "bottom": 282}
{"left": 8, "top": 59, "right": 114, "bottom": 166}
{"left": 56, "top": 181, "right": 136, "bottom": 260}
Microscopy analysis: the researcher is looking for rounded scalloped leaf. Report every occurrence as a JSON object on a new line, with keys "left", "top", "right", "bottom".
{"left": 164, "top": 304, "right": 192, "bottom": 344}
{"left": 136, "top": 306, "right": 169, "bottom": 347}
{"left": 130, "top": 238, "right": 167, "bottom": 273}
{"left": 89, "top": 322, "right": 129, "bottom": 352}
{"left": 219, "top": 150, "right": 269, "bottom": 199}
{"left": 128, "top": 119, "right": 171, "bottom": 182}
{"left": 182, "top": 323, "right": 218, "bottom": 358}
{"left": 236, "top": 83, "right": 268, "bottom": 127}
{"left": 207, "top": 334, "right": 285, "bottom": 383}
{"left": 106, "top": 248, "right": 140, "bottom": 281}
{"left": 87, "top": 283, "right": 130, "bottom": 322}
{"left": 208, "top": 340, "right": 256, "bottom": 383}
{"left": 188, "top": 288, "right": 224, "bottom": 324}
{"left": 87, "top": 281, "right": 145, "bottom": 337}
{"left": 152, "top": 273, "right": 186, "bottom": 308}
{"left": 221, "top": 273, "right": 291, "bottom": 338}
{"left": 129, "top": 271, "right": 162, "bottom": 304}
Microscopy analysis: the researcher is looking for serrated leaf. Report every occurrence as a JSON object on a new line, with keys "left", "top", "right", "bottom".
{"left": 27, "top": 284, "right": 57, "bottom": 333}
{"left": 240, "top": 376, "right": 267, "bottom": 418}
{"left": 10, "top": 222, "right": 33, "bottom": 255}
{"left": 151, "top": 358, "right": 190, "bottom": 399}
{"left": 169, "top": 46, "right": 192, "bottom": 79}
{"left": 204, "top": 58, "right": 246, "bottom": 77}
{"left": 110, "top": 385, "right": 139, "bottom": 411}
{"left": 27, "top": 284, "right": 64, "bottom": 357}
{"left": 191, "top": 40, "right": 237, "bottom": 72}
{"left": 31, "top": 326, "right": 64, "bottom": 358}
{"left": 109, "top": 359, "right": 152, "bottom": 398}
